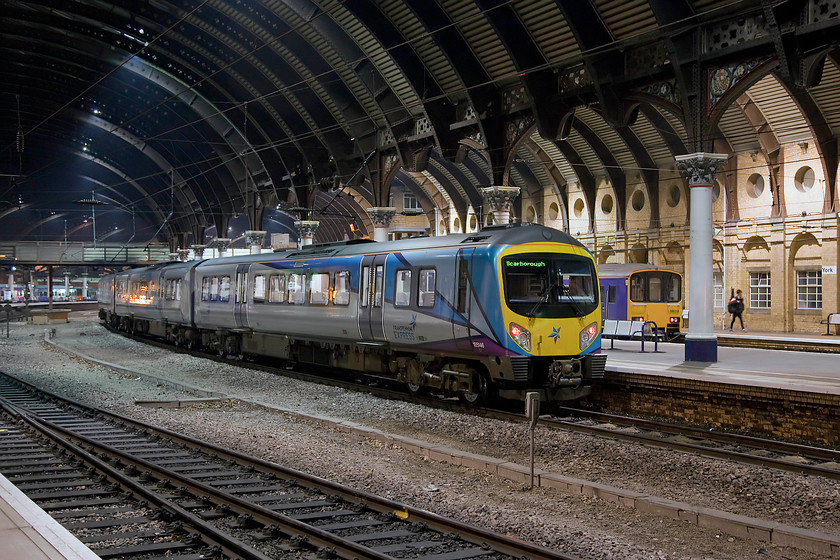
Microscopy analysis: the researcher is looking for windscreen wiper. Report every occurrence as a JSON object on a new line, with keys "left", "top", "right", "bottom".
{"left": 527, "top": 281, "right": 558, "bottom": 317}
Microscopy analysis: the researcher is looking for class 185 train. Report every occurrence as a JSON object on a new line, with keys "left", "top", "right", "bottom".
{"left": 597, "top": 263, "right": 683, "bottom": 335}
{"left": 98, "top": 223, "right": 607, "bottom": 403}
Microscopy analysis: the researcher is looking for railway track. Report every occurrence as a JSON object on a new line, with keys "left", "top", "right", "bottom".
{"left": 69, "top": 326, "right": 840, "bottom": 483}
{"left": 0, "top": 371, "right": 578, "bottom": 560}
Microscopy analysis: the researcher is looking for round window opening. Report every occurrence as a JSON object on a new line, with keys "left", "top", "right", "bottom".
{"left": 713, "top": 180, "right": 721, "bottom": 202}
{"left": 631, "top": 190, "right": 645, "bottom": 211}
{"left": 667, "top": 185, "right": 681, "bottom": 207}
{"left": 548, "top": 202, "right": 559, "bottom": 221}
{"left": 573, "top": 198, "right": 585, "bottom": 217}
{"left": 601, "top": 194, "right": 613, "bottom": 214}
{"left": 748, "top": 173, "right": 764, "bottom": 198}
{"left": 795, "top": 166, "right": 815, "bottom": 192}
{"left": 469, "top": 215, "right": 477, "bottom": 230}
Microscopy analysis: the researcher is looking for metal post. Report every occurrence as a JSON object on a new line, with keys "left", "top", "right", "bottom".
{"left": 525, "top": 391, "right": 540, "bottom": 489}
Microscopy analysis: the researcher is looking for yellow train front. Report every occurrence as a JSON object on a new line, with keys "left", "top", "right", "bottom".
{"left": 598, "top": 264, "right": 683, "bottom": 336}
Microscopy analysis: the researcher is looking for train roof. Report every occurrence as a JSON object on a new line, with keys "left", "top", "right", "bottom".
{"left": 197, "top": 223, "right": 588, "bottom": 265}
{"left": 597, "top": 263, "right": 682, "bottom": 278}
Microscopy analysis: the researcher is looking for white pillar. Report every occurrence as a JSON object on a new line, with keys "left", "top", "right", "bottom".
{"left": 82, "top": 276, "right": 88, "bottom": 300}
{"left": 245, "top": 230, "right": 267, "bottom": 254}
{"left": 676, "top": 152, "right": 728, "bottom": 363}
{"left": 64, "top": 274, "right": 70, "bottom": 301}
{"left": 480, "top": 186, "right": 520, "bottom": 225}
{"left": 295, "top": 220, "right": 320, "bottom": 247}
{"left": 366, "top": 207, "right": 396, "bottom": 242}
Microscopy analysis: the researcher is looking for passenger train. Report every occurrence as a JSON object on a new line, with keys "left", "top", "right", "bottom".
{"left": 98, "top": 224, "right": 607, "bottom": 403}
{"left": 597, "top": 264, "right": 683, "bottom": 335}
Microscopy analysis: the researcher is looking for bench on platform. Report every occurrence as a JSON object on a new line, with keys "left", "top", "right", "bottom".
{"left": 821, "top": 313, "right": 840, "bottom": 335}
{"left": 602, "top": 319, "right": 660, "bottom": 352}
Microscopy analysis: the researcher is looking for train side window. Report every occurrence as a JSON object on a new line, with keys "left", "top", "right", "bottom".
{"left": 395, "top": 270, "right": 411, "bottom": 307}
{"left": 418, "top": 269, "right": 436, "bottom": 308}
{"left": 629, "top": 275, "right": 645, "bottom": 302}
{"left": 374, "top": 265, "right": 384, "bottom": 307}
{"left": 361, "top": 266, "right": 370, "bottom": 308}
{"left": 334, "top": 271, "right": 350, "bottom": 305}
{"left": 608, "top": 285, "right": 616, "bottom": 303}
{"left": 288, "top": 273, "right": 305, "bottom": 304}
{"left": 268, "top": 274, "right": 286, "bottom": 303}
{"left": 253, "top": 274, "right": 266, "bottom": 303}
{"left": 219, "top": 276, "right": 231, "bottom": 302}
{"left": 309, "top": 273, "right": 330, "bottom": 305}
{"left": 201, "top": 277, "right": 210, "bottom": 301}
{"left": 174, "top": 279, "right": 181, "bottom": 301}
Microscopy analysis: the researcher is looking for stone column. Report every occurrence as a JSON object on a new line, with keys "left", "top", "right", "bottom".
{"left": 676, "top": 152, "right": 729, "bottom": 362}
{"left": 245, "top": 230, "right": 267, "bottom": 254}
{"left": 212, "top": 238, "right": 231, "bottom": 258}
{"left": 366, "top": 207, "right": 396, "bottom": 242}
{"left": 295, "top": 220, "right": 319, "bottom": 247}
{"left": 64, "top": 274, "right": 70, "bottom": 301}
{"left": 481, "top": 186, "right": 520, "bottom": 225}
{"left": 7, "top": 273, "right": 13, "bottom": 300}
{"left": 190, "top": 244, "right": 206, "bottom": 260}
{"left": 82, "top": 275, "right": 88, "bottom": 300}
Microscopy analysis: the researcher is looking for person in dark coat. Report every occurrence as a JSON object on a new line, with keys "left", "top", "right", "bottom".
{"left": 728, "top": 289, "right": 745, "bottom": 331}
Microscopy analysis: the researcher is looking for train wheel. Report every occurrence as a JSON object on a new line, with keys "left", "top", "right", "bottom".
{"left": 406, "top": 381, "right": 424, "bottom": 396}
{"left": 458, "top": 372, "right": 489, "bottom": 405}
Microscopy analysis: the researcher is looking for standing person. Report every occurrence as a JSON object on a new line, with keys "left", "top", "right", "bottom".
{"left": 728, "top": 289, "right": 745, "bottom": 331}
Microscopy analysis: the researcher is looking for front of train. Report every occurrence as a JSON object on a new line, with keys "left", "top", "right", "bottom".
{"left": 494, "top": 240, "right": 606, "bottom": 401}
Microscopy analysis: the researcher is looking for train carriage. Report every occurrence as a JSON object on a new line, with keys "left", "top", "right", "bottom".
{"left": 598, "top": 264, "right": 683, "bottom": 335}
{"left": 99, "top": 224, "right": 607, "bottom": 403}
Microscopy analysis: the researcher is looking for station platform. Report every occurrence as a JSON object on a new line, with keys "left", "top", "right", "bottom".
{"left": 0, "top": 473, "right": 99, "bottom": 560}
{"left": 602, "top": 328, "right": 840, "bottom": 395}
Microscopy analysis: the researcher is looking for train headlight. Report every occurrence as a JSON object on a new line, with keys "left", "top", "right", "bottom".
{"left": 631, "top": 316, "right": 644, "bottom": 322}
{"left": 579, "top": 322, "right": 598, "bottom": 350}
{"left": 509, "top": 322, "right": 531, "bottom": 352}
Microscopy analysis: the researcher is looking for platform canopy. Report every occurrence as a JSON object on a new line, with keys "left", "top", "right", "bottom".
{"left": 2, "top": 0, "right": 840, "bottom": 249}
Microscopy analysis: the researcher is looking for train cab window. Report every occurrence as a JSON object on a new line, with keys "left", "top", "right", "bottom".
{"left": 268, "top": 274, "right": 285, "bottom": 303}
{"left": 395, "top": 270, "right": 411, "bottom": 307}
{"left": 418, "top": 269, "right": 436, "bottom": 308}
{"left": 373, "top": 265, "right": 384, "bottom": 307}
{"left": 648, "top": 276, "right": 662, "bottom": 302}
{"left": 309, "top": 273, "right": 330, "bottom": 305}
{"left": 334, "top": 271, "right": 350, "bottom": 305}
{"left": 253, "top": 274, "right": 266, "bottom": 303}
{"left": 219, "top": 276, "right": 231, "bottom": 302}
{"left": 288, "top": 273, "right": 306, "bottom": 304}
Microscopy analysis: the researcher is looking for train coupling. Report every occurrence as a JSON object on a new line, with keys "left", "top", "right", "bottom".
{"left": 547, "top": 359, "right": 583, "bottom": 388}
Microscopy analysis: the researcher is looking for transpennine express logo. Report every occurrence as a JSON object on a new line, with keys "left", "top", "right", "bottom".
{"left": 550, "top": 326, "right": 561, "bottom": 343}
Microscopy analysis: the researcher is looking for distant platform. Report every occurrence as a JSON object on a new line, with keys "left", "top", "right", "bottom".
{"left": 602, "top": 328, "right": 840, "bottom": 395}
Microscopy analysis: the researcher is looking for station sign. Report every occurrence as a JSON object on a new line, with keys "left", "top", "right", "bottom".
{"left": 823, "top": 266, "right": 837, "bottom": 275}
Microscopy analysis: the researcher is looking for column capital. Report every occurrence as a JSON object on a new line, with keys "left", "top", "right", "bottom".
{"left": 675, "top": 152, "right": 728, "bottom": 185}
{"left": 210, "top": 237, "right": 231, "bottom": 249}
{"left": 190, "top": 244, "right": 206, "bottom": 259}
{"left": 480, "top": 186, "right": 520, "bottom": 209}
{"left": 177, "top": 249, "right": 190, "bottom": 262}
{"left": 295, "top": 220, "right": 320, "bottom": 246}
{"left": 245, "top": 230, "right": 267, "bottom": 245}
{"left": 366, "top": 207, "right": 397, "bottom": 227}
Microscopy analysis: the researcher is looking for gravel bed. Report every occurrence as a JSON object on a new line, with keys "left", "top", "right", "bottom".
{"left": 1, "top": 312, "right": 837, "bottom": 560}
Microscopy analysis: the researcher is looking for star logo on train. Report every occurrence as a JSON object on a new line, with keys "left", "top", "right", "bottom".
{"left": 550, "top": 326, "right": 561, "bottom": 343}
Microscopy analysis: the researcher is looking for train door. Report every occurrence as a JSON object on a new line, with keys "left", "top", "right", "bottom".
{"left": 234, "top": 264, "right": 249, "bottom": 329}
{"left": 602, "top": 280, "right": 623, "bottom": 320}
{"left": 358, "top": 254, "right": 387, "bottom": 341}
{"left": 453, "top": 249, "right": 475, "bottom": 351}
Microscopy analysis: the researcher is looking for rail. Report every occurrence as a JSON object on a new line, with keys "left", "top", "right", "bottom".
{"left": 821, "top": 312, "right": 840, "bottom": 335}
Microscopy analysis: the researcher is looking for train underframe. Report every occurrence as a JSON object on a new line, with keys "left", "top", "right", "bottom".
{"left": 100, "top": 310, "right": 599, "bottom": 403}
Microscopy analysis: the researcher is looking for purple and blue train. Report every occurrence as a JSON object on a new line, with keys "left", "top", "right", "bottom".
{"left": 98, "top": 224, "right": 607, "bottom": 404}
